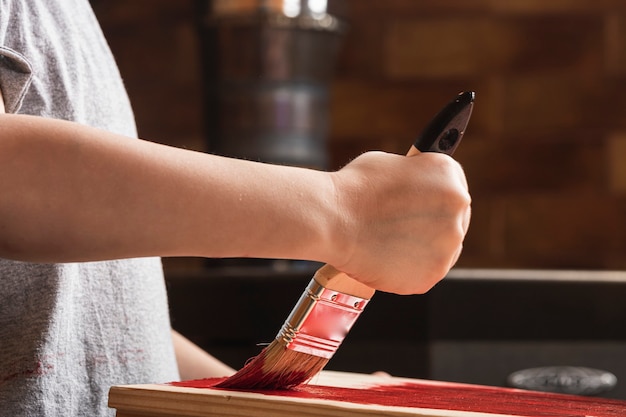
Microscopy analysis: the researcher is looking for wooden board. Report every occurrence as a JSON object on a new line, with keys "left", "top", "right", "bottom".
{"left": 108, "top": 370, "right": 626, "bottom": 417}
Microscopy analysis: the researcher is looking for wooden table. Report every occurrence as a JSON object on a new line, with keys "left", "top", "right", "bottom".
{"left": 108, "top": 370, "right": 626, "bottom": 417}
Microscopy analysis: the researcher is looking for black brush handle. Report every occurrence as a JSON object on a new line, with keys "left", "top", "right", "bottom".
{"left": 407, "top": 91, "right": 475, "bottom": 157}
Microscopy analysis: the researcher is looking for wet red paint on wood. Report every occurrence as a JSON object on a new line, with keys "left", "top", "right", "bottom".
{"left": 215, "top": 348, "right": 324, "bottom": 389}
{"left": 170, "top": 377, "right": 626, "bottom": 417}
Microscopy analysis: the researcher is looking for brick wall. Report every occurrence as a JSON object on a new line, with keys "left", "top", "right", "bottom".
{"left": 94, "top": 0, "right": 626, "bottom": 271}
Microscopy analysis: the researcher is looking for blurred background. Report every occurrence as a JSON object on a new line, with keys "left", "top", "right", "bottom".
{"left": 91, "top": 0, "right": 626, "bottom": 400}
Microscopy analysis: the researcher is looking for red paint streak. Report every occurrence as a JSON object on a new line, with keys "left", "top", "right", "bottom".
{"left": 0, "top": 361, "right": 53, "bottom": 384}
{"left": 215, "top": 356, "right": 310, "bottom": 390}
{"left": 0, "top": 355, "right": 60, "bottom": 385}
{"left": 171, "top": 377, "right": 626, "bottom": 417}
{"left": 216, "top": 348, "right": 325, "bottom": 390}
{"left": 1, "top": 349, "right": 147, "bottom": 386}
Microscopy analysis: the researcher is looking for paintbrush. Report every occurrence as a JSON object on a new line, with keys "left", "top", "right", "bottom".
{"left": 217, "top": 91, "right": 475, "bottom": 390}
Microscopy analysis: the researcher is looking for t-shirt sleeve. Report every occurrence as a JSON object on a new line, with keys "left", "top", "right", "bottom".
{"left": 0, "top": 46, "right": 33, "bottom": 113}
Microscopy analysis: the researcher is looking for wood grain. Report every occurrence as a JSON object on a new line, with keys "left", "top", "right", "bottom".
{"left": 108, "top": 371, "right": 626, "bottom": 417}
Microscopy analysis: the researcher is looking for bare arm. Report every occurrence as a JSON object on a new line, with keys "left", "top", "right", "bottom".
{"left": 0, "top": 113, "right": 470, "bottom": 294}
{"left": 0, "top": 114, "right": 338, "bottom": 262}
{"left": 171, "top": 330, "right": 235, "bottom": 380}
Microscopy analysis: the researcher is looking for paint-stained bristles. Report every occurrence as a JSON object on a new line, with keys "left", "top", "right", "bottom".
{"left": 218, "top": 268, "right": 371, "bottom": 390}
{"left": 216, "top": 341, "right": 328, "bottom": 390}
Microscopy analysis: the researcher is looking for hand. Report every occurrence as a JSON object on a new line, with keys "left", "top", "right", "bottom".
{"left": 328, "top": 151, "right": 471, "bottom": 295}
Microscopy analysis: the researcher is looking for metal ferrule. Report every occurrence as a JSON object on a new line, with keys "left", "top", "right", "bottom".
{"left": 275, "top": 278, "right": 369, "bottom": 359}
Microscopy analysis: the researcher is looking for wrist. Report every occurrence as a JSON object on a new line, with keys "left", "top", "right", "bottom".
{"left": 320, "top": 169, "right": 362, "bottom": 271}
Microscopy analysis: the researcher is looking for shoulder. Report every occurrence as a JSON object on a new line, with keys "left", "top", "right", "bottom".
{"left": 0, "top": 0, "right": 137, "bottom": 135}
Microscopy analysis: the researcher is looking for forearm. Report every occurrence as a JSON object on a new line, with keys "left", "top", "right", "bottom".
{"left": 171, "top": 330, "right": 235, "bottom": 380}
{"left": 0, "top": 114, "right": 340, "bottom": 264}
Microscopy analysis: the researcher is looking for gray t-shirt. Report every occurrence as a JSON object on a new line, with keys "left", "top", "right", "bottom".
{"left": 0, "top": 1, "right": 180, "bottom": 416}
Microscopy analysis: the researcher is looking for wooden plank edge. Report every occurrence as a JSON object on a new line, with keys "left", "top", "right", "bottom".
{"left": 108, "top": 383, "right": 516, "bottom": 417}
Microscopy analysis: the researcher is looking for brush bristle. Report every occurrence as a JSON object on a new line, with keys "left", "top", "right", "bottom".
{"left": 216, "top": 340, "right": 329, "bottom": 390}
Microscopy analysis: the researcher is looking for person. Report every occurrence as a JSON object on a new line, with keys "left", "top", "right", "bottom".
{"left": 0, "top": 1, "right": 471, "bottom": 416}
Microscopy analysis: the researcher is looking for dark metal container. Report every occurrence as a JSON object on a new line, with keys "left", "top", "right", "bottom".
{"left": 197, "top": 0, "right": 346, "bottom": 169}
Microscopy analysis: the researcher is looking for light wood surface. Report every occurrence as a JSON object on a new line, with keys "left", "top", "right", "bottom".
{"left": 108, "top": 370, "right": 626, "bottom": 417}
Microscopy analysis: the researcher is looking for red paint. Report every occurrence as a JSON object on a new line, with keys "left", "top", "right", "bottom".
{"left": 215, "top": 358, "right": 311, "bottom": 390}
{"left": 216, "top": 348, "right": 326, "bottom": 390}
{"left": 171, "top": 377, "right": 626, "bottom": 417}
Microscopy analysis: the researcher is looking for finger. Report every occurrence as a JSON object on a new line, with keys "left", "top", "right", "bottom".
{"left": 406, "top": 144, "right": 421, "bottom": 157}
{"left": 450, "top": 243, "right": 464, "bottom": 269}
{"left": 462, "top": 204, "right": 472, "bottom": 235}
